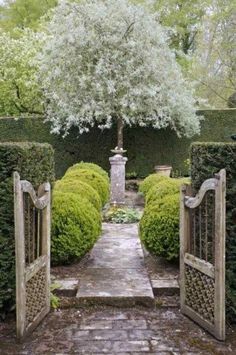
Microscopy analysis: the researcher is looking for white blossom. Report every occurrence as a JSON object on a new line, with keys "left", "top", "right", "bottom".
{"left": 38, "top": 0, "right": 201, "bottom": 137}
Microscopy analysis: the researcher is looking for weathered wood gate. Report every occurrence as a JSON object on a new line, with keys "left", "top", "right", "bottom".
{"left": 180, "top": 169, "right": 226, "bottom": 341}
{"left": 14, "top": 172, "right": 51, "bottom": 340}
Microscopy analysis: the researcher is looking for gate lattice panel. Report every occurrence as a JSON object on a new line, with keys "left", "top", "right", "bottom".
{"left": 14, "top": 172, "right": 51, "bottom": 340}
{"left": 180, "top": 169, "right": 226, "bottom": 340}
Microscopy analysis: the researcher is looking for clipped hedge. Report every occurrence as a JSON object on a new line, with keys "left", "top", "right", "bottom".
{"left": 146, "top": 177, "right": 189, "bottom": 206}
{"left": 63, "top": 168, "right": 109, "bottom": 206}
{"left": 139, "top": 174, "right": 168, "bottom": 197}
{"left": 190, "top": 142, "right": 236, "bottom": 323}
{"left": 1, "top": 110, "right": 236, "bottom": 178}
{"left": 140, "top": 194, "right": 180, "bottom": 260}
{"left": 51, "top": 162, "right": 106, "bottom": 265}
{"left": 66, "top": 162, "right": 109, "bottom": 183}
{"left": 0, "top": 142, "right": 55, "bottom": 315}
{"left": 51, "top": 192, "right": 101, "bottom": 265}
{"left": 139, "top": 174, "right": 186, "bottom": 261}
{"left": 54, "top": 179, "right": 102, "bottom": 211}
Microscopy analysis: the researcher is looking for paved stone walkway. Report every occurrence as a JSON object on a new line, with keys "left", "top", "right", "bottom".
{"left": 76, "top": 224, "right": 155, "bottom": 307}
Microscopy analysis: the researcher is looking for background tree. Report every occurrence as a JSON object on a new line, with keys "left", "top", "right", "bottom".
{"left": 0, "top": 0, "right": 57, "bottom": 33}
{"left": 0, "top": 29, "right": 44, "bottom": 116}
{"left": 38, "top": 0, "right": 201, "bottom": 149}
{"left": 190, "top": 1, "right": 236, "bottom": 107}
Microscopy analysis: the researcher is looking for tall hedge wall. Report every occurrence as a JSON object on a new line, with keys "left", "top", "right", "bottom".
{"left": 0, "top": 109, "right": 235, "bottom": 178}
{"left": 0, "top": 142, "right": 55, "bottom": 316}
{"left": 190, "top": 142, "right": 236, "bottom": 323}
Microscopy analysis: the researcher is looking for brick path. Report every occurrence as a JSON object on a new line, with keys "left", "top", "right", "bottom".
{"left": 1, "top": 307, "right": 234, "bottom": 354}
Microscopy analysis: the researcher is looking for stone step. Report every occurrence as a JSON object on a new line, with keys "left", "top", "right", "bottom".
{"left": 76, "top": 223, "right": 155, "bottom": 308}
{"left": 53, "top": 278, "right": 78, "bottom": 297}
{"left": 151, "top": 279, "right": 179, "bottom": 296}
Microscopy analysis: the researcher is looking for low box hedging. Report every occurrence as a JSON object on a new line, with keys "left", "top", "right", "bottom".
{"left": 66, "top": 162, "right": 109, "bottom": 183}
{"left": 139, "top": 174, "right": 167, "bottom": 197}
{"left": 0, "top": 142, "right": 55, "bottom": 316}
{"left": 140, "top": 194, "right": 180, "bottom": 260}
{"left": 146, "top": 177, "right": 190, "bottom": 207}
{"left": 190, "top": 142, "right": 236, "bottom": 323}
{"left": 139, "top": 175, "right": 188, "bottom": 261}
{"left": 63, "top": 168, "right": 109, "bottom": 206}
{"left": 54, "top": 179, "right": 102, "bottom": 211}
{"left": 51, "top": 192, "right": 101, "bottom": 265}
{"left": 51, "top": 162, "right": 107, "bottom": 265}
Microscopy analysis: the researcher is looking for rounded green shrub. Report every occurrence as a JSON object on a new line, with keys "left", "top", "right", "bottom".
{"left": 139, "top": 194, "right": 180, "bottom": 261}
{"left": 139, "top": 174, "right": 169, "bottom": 197}
{"left": 63, "top": 168, "right": 109, "bottom": 206}
{"left": 146, "top": 177, "right": 190, "bottom": 207}
{"left": 66, "top": 162, "right": 109, "bottom": 183}
{"left": 54, "top": 179, "right": 102, "bottom": 211}
{"left": 51, "top": 191, "right": 101, "bottom": 265}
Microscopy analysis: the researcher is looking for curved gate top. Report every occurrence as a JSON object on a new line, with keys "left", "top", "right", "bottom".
{"left": 180, "top": 169, "right": 226, "bottom": 341}
{"left": 14, "top": 171, "right": 51, "bottom": 341}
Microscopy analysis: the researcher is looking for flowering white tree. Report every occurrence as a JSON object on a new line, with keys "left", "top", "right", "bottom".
{"left": 38, "top": 0, "right": 201, "bottom": 149}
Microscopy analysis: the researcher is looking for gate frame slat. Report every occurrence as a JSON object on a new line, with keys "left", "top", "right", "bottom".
{"left": 180, "top": 169, "right": 226, "bottom": 341}
{"left": 14, "top": 172, "right": 26, "bottom": 340}
{"left": 14, "top": 171, "right": 51, "bottom": 341}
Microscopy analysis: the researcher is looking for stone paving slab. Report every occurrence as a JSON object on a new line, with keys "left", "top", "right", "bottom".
{"left": 76, "top": 223, "right": 155, "bottom": 307}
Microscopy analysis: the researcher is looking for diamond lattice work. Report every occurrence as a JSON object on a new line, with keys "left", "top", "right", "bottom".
{"left": 26, "top": 267, "right": 47, "bottom": 326}
{"left": 185, "top": 264, "right": 215, "bottom": 324}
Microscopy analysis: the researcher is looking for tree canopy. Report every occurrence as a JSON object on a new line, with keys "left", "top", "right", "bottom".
{"left": 38, "top": 0, "right": 200, "bottom": 147}
{"left": 0, "top": 29, "right": 44, "bottom": 116}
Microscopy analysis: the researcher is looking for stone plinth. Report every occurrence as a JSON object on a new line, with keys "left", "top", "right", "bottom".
{"left": 109, "top": 154, "right": 128, "bottom": 206}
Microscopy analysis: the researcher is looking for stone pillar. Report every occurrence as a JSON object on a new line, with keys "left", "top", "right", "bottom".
{"left": 109, "top": 154, "right": 128, "bottom": 206}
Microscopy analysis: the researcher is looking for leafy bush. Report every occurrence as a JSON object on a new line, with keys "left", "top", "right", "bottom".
{"left": 191, "top": 142, "right": 236, "bottom": 323}
{"left": 139, "top": 174, "right": 168, "bottom": 197}
{"left": 51, "top": 192, "right": 101, "bottom": 265}
{"left": 66, "top": 162, "right": 109, "bottom": 183}
{"left": 63, "top": 168, "right": 109, "bottom": 206}
{"left": 140, "top": 194, "right": 179, "bottom": 260}
{"left": 54, "top": 179, "right": 102, "bottom": 211}
{"left": 104, "top": 207, "right": 141, "bottom": 223}
{"left": 146, "top": 177, "right": 189, "bottom": 206}
{"left": 0, "top": 142, "right": 55, "bottom": 315}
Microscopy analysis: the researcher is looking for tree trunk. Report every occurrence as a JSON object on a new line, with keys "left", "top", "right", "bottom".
{"left": 117, "top": 117, "right": 124, "bottom": 149}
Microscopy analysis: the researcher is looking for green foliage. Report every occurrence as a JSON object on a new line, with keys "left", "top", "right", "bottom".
{"left": 126, "top": 171, "right": 138, "bottom": 179}
{"left": 51, "top": 192, "right": 101, "bottom": 266}
{"left": 54, "top": 179, "right": 102, "bottom": 211}
{"left": 0, "top": 29, "right": 44, "bottom": 116}
{"left": 63, "top": 168, "right": 109, "bottom": 206}
{"left": 50, "top": 283, "right": 60, "bottom": 309}
{"left": 146, "top": 177, "right": 189, "bottom": 206}
{"left": 104, "top": 207, "right": 141, "bottom": 224}
{"left": 139, "top": 174, "right": 168, "bottom": 197}
{"left": 0, "top": 110, "right": 235, "bottom": 179}
{"left": 140, "top": 194, "right": 180, "bottom": 261}
{"left": 0, "top": 0, "right": 57, "bottom": 32}
{"left": 66, "top": 162, "right": 109, "bottom": 183}
{"left": 190, "top": 142, "right": 236, "bottom": 323}
{"left": 0, "top": 142, "right": 54, "bottom": 315}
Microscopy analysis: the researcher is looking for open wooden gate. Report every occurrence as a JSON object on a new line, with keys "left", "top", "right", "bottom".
{"left": 14, "top": 171, "right": 51, "bottom": 341}
{"left": 180, "top": 169, "right": 226, "bottom": 341}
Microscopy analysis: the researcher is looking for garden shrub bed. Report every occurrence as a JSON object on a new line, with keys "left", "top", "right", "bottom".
{"left": 190, "top": 142, "right": 236, "bottom": 323}
{"left": 0, "top": 142, "right": 55, "bottom": 315}
{"left": 63, "top": 168, "right": 109, "bottom": 206}
{"left": 51, "top": 192, "right": 101, "bottom": 265}
{"left": 54, "top": 179, "right": 102, "bottom": 211}
{"left": 139, "top": 174, "right": 188, "bottom": 261}
{"left": 52, "top": 162, "right": 108, "bottom": 265}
